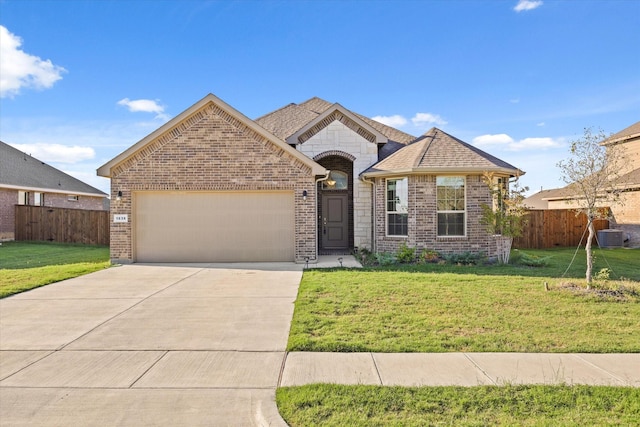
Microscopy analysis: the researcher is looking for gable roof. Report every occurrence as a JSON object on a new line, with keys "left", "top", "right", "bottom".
{"left": 98, "top": 93, "right": 327, "bottom": 178}
{"left": 0, "top": 141, "right": 107, "bottom": 197}
{"left": 255, "top": 96, "right": 416, "bottom": 145}
{"left": 287, "top": 103, "right": 388, "bottom": 145}
{"left": 362, "top": 128, "right": 523, "bottom": 177}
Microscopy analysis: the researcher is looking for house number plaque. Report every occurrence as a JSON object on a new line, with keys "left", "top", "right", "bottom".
{"left": 113, "top": 214, "right": 128, "bottom": 223}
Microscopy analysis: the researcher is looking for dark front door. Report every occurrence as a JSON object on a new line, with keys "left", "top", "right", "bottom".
{"left": 321, "top": 193, "right": 349, "bottom": 249}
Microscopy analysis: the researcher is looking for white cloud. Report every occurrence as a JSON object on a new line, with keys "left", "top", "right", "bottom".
{"left": 0, "top": 25, "right": 67, "bottom": 98}
{"left": 117, "top": 98, "right": 169, "bottom": 120}
{"left": 472, "top": 134, "right": 515, "bottom": 146}
{"left": 537, "top": 122, "right": 546, "bottom": 127}
{"left": 472, "top": 134, "right": 562, "bottom": 151}
{"left": 10, "top": 143, "right": 95, "bottom": 164}
{"left": 514, "top": 0, "right": 543, "bottom": 12}
{"left": 509, "top": 137, "right": 561, "bottom": 151}
{"left": 371, "top": 114, "right": 407, "bottom": 127}
{"left": 412, "top": 112, "right": 448, "bottom": 127}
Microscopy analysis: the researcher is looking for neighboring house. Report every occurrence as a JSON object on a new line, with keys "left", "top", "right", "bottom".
{"left": 98, "top": 93, "right": 523, "bottom": 264}
{"left": 533, "top": 121, "right": 640, "bottom": 247}
{"left": 523, "top": 189, "right": 557, "bottom": 210}
{"left": 0, "top": 141, "right": 108, "bottom": 240}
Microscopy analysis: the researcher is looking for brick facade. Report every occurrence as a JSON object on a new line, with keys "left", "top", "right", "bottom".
{"left": 373, "top": 174, "right": 500, "bottom": 258}
{"left": 0, "top": 187, "right": 106, "bottom": 240}
{"left": 109, "top": 102, "right": 317, "bottom": 263}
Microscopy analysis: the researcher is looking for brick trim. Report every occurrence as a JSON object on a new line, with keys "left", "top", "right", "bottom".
{"left": 313, "top": 150, "right": 357, "bottom": 162}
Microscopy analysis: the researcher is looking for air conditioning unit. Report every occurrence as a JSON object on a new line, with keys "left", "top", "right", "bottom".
{"left": 597, "top": 229, "right": 623, "bottom": 249}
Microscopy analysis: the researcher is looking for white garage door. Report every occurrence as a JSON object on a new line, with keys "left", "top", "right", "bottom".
{"left": 135, "top": 191, "right": 295, "bottom": 262}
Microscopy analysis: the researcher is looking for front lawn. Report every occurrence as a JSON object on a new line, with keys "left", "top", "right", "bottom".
{"left": 277, "top": 384, "right": 640, "bottom": 426}
{"left": 0, "top": 241, "right": 110, "bottom": 298}
{"left": 288, "top": 248, "right": 640, "bottom": 353}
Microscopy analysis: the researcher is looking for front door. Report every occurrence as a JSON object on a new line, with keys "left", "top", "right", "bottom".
{"left": 321, "top": 193, "right": 349, "bottom": 249}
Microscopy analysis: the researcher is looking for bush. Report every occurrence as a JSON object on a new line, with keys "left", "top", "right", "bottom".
{"left": 396, "top": 243, "right": 416, "bottom": 264}
{"left": 443, "top": 251, "right": 485, "bottom": 266}
{"left": 594, "top": 267, "right": 611, "bottom": 281}
{"left": 419, "top": 249, "right": 441, "bottom": 263}
{"left": 355, "top": 248, "right": 375, "bottom": 266}
{"left": 375, "top": 252, "right": 397, "bottom": 266}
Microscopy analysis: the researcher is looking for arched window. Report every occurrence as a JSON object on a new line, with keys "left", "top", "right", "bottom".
{"left": 322, "top": 170, "right": 348, "bottom": 190}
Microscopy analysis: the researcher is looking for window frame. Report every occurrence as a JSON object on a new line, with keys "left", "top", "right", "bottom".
{"left": 385, "top": 177, "right": 409, "bottom": 237}
{"left": 18, "top": 191, "right": 29, "bottom": 205}
{"left": 436, "top": 176, "right": 467, "bottom": 237}
{"left": 34, "top": 192, "right": 44, "bottom": 206}
{"left": 67, "top": 195, "right": 79, "bottom": 202}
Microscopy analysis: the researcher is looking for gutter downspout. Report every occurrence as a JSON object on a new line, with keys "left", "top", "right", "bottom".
{"left": 314, "top": 171, "right": 331, "bottom": 261}
{"left": 360, "top": 175, "right": 376, "bottom": 253}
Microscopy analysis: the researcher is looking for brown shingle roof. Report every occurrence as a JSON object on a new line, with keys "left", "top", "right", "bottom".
{"left": 254, "top": 103, "right": 319, "bottom": 140}
{"left": 363, "top": 128, "right": 523, "bottom": 176}
{"left": 255, "top": 97, "right": 416, "bottom": 144}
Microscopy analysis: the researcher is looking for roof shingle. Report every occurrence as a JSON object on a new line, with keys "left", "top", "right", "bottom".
{"left": 364, "top": 128, "right": 522, "bottom": 176}
{"left": 0, "top": 141, "right": 107, "bottom": 196}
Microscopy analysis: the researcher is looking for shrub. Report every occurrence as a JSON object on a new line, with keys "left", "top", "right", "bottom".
{"left": 355, "top": 248, "right": 375, "bottom": 266}
{"left": 375, "top": 252, "right": 397, "bottom": 266}
{"left": 443, "top": 251, "right": 485, "bottom": 266}
{"left": 419, "top": 249, "right": 441, "bottom": 263}
{"left": 396, "top": 243, "right": 416, "bottom": 264}
{"left": 594, "top": 267, "right": 611, "bottom": 281}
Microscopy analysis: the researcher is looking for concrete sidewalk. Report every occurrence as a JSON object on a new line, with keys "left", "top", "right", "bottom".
{"left": 280, "top": 352, "right": 640, "bottom": 387}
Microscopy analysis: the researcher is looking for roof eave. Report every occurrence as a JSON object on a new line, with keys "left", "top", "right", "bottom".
{"left": 361, "top": 166, "right": 524, "bottom": 178}
{"left": 0, "top": 183, "right": 107, "bottom": 197}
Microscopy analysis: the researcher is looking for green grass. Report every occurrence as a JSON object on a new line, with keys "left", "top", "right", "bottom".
{"left": 277, "top": 384, "right": 640, "bottom": 426}
{"left": 288, "top": 248, "right": 640, "bottom": 353}
{"left": 0, "top": 241, "right": 110, "bottom": 298}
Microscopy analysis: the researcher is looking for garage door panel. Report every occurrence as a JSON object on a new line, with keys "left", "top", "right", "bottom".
{"left": 135, "top": 192, "right": 294, "bottom": 262}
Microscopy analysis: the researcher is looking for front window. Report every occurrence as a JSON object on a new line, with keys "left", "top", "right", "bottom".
{"left": 386, "top": 178, "right": 408, "bottom": 236}
{"left": 322, "top": 170, "right": 348, "bottom": 190}
{"left": 437, "top": 176, "right": 465, "bottom": 236}
{"left": 34, "top": 192, "right": 44, "bottom": 206}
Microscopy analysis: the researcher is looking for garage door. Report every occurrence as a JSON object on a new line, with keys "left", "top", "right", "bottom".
{"left": 135, "top": 191, "right": 295, "bottom": 262}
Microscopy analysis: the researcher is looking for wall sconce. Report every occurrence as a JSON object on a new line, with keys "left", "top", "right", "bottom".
{"left": 116, "top": 191, "right": 122, "bottom": 201}
{"left": 302, "top": 190, "right": 308, "bottom": 201}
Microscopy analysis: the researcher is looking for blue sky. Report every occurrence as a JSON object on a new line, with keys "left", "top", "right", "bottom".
{"left": 1, "top": 0, "right": 639, "bottom": 195}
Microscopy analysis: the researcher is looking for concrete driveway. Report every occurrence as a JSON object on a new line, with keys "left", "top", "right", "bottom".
{"left": 0, "top": 263, "right": 302, "bottom": 426}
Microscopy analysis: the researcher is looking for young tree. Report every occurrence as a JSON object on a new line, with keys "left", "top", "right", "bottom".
{"left": 480, "top": 172, "right": 529, "bottom": 264}
{"left": 557, "top": 127, "right": 627, "bottom": 287}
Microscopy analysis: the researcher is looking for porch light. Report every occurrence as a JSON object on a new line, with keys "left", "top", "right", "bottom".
{"left": 326, "top": 179, "right": 336, "bottom": 187}
{"left": 116, "top": 191, "right": 122, "bottom": 201}
{"left": 302, "top": 190, "right": 308, "bottom": 201}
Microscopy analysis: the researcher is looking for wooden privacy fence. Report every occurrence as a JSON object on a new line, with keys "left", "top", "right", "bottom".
{"left": 15, "top": 205, "right": 109, "bottom": 246}
{"left": 513, "top": 209, "right": 609, "bottom": 249}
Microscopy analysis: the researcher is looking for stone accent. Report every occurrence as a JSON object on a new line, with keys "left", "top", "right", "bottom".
{"left": 298, "top": 110, "right": 377, "bottom": 144}
{"left": 109, "top": 102, "right": 317, "bottom": 263}
{"left": 297, "top": 120, "right": 378, "bottom": 249}
{"left": 374, "top": 175, "right": 499, "bottom": 258}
